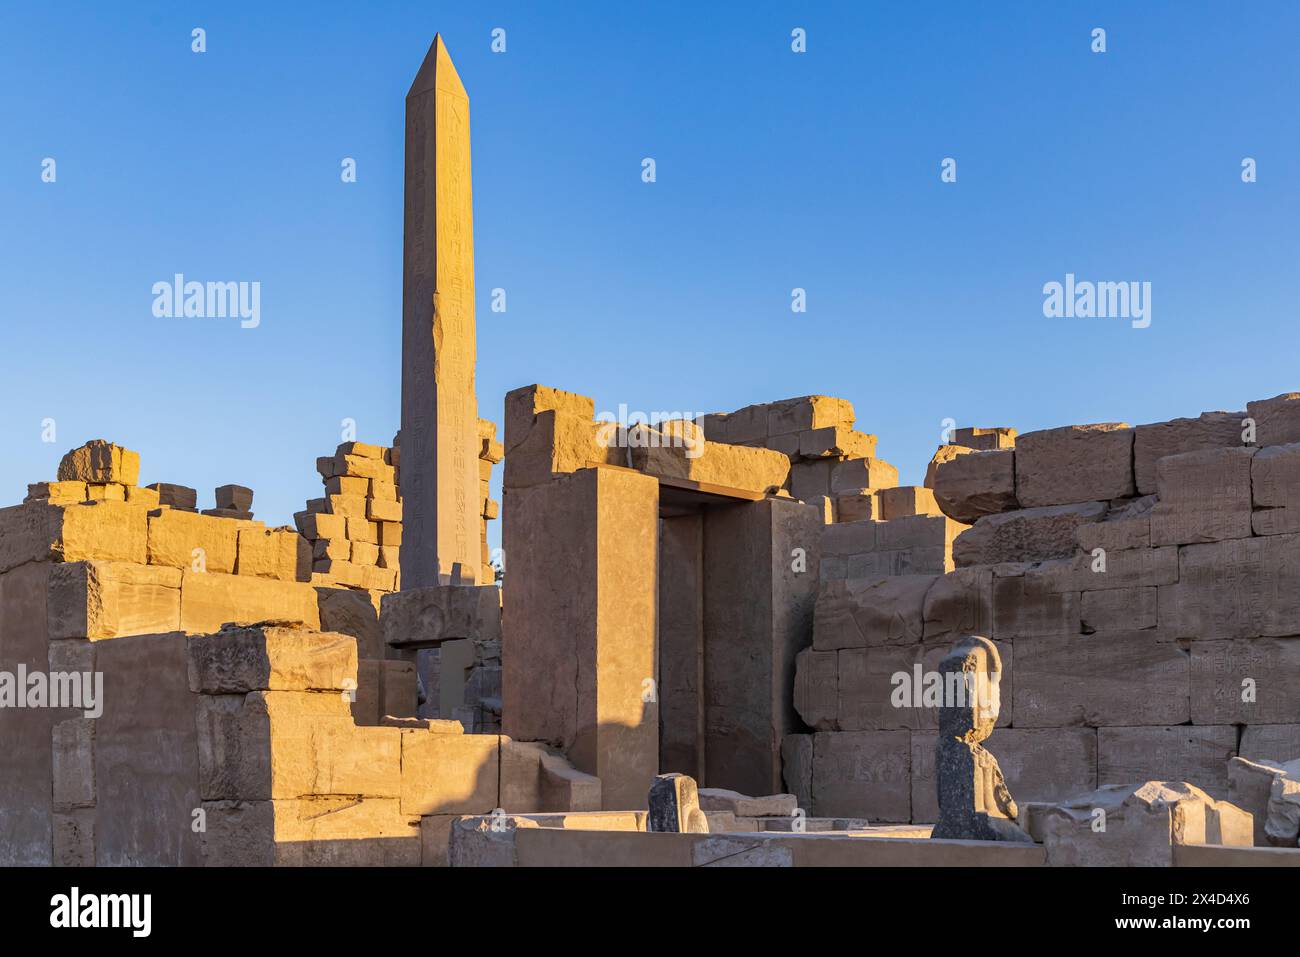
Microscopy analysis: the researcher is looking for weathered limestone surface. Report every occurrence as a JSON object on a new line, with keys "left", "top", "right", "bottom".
{"left": 932, "top": 449, "right": 1017, "bottom": 524}
{"left": 1132, "top": 411, "right": 1244, "bottom": 495}
{"left": 631, "top": 437, "right": 789, "bottom": 494}
{"left": 48, "top": 560, "right": 181, "bottom": 640}
{"left": 953, "top": 502, "right": 1105, "bottom": 567}
{"left": 1189, "top": 639, "right": 1300, "bottom": 725}
{"left": 1013, "top": 632, "right": 1189, "bottom": 727}
{"left": 501, "top": 468, "right": 658, "bottom": 810}
{"left": 1251, "top": 443, "right": 1300, "bottom": 535}
{"left": 1149, "top": 446, "right": 1254, "bottom": 546}
{"left": 1097, "top": 726, "right": 1238, "bottom": 799}
{"left": 188, "top": 623, "right": 356, "bottom": 694}
{"left": 924, "top": 444, "right": 973, "bottom": 489}
{"left": 401, "top": 35, "right": 481, "bottom": 587}
{"left": 1161, "top": 534, "right": 1300, "bottom": 639}
{"left": 382, "top": 583, "right": 501, "bottom": 647}
{"left": 812, "top": 730, "right": 911, "bottom": 822}
{"left": 1014, "top": 423, "right": 1134, "bottom": 507}
{"left": 1042, "top": 781, "right": 1254, "bottom": 866}
{"left": 178, "top": 571, "right": 322, "bottom": 633}
{"left": 813, "top": 574, "right": 933, "bottom": 649}
{"left": 953, "top": 427, "right": 1017, "bottom": 451}
{"left": 1246, "top": 392, "right": 1300, "bottom": 447}
{"left": 1227, "top": 757, "right": 1294, "bottom": 846}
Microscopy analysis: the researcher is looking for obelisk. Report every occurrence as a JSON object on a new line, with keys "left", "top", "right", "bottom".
{"left": 401, "top": 35, "right": 480, "bottom": 587}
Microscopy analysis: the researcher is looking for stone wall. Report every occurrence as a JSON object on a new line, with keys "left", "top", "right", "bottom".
{"left": 786, "top": 394, "right": 1300, "bottom": 824}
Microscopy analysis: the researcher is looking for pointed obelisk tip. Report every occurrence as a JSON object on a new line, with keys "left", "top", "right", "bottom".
{"left": 407, "top": 32, "right": 466, "bottom": 99}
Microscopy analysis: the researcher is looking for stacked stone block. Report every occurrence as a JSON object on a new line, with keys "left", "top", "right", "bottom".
{"left": 294, "top": 440, "right": 402, "bottom": 592}
{"left": 789, "top": 398, "right": 1300, "bottom": 831}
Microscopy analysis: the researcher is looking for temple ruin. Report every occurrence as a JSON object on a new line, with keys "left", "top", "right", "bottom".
{"left": 2, "top": 35, "right": 1298, "bottom": 868}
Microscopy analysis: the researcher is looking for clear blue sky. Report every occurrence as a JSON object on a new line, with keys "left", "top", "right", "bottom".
{"left": 3, "top": 1, "right": 1298, "bottom": 552}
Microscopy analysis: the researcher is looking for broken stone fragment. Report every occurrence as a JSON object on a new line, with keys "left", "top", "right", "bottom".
{"left": 697, "top": 788, "right": 798, "bottom": 818}
{"left": 215, "top": 484, "right": 254, "bottom": 512}
{"left": 57, "top": 439, "right": 140, "bottom": 486}
{"left": 647, "top": 773, "right": 710, "bottom": 833}
{"left": 1042, "top": 781, "right": 1254, "bottom": 865}
{"left": 932, "top": 449, "right": 1017, "bottom": 523}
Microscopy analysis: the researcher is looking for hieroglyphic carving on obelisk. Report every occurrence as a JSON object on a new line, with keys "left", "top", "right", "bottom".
{"left": 400, "top": 35, "right": 479, "bottom": 587}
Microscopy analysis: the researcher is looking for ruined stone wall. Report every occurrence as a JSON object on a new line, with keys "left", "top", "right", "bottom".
{"left": 786, "top": 393, "right": 1300, "bottom": 824}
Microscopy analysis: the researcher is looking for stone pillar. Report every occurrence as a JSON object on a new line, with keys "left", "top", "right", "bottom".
{"left": 702, "top": 497, "right": 820, "bottom": 797}
{"left": 400, "top": 35, "right": 480, "bottom": 588}
{"left": 658, "top": 513, "right": 705, "bottom": 780}
{"left": 502, "top": 467, "right": 659, "bottom": 809}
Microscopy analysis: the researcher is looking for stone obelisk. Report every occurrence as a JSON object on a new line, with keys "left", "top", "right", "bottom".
{"left": 401, "top": 35, "right": 480, "bottom": 588}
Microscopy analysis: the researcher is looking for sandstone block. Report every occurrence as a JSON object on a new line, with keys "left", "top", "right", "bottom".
{"left": 991, "top": 571, "right": 1079, "bottom": 639}
{"left": 953, "top": 427, "right": 1016, "bottom": 451}
{"left": 1133, "top": 411, "right": 1246, "bottom": 494}
{"left": 313, "top": 537, "right": 350, "bottom": 562}
{"left": 924, "top": 444, "right": 973, "bottom": 489}
{"left": 1250, "top": 443, "right": 1300, "bottom": 535}
{"left": 830, "top": 458, "right": 898, "bottom": 495}
{"left": 1043, "top": 781, "right": 1253, "bottom": 866}
{"left": 1015, "top": 423, "right": 1134, "bottom": 507}
{"left": 324, "top": 475, "right": 370, "bottom": 497}
{"left": 812, "top": 731, "right": 911, "bottom": 822}
{"left": 188, "top": 623, "right": 357, "bottom": 693}
{"left": 57, "top": 439, "right": 140, "bottom": 486}
{"left": 1098, "top": 726, "right": 1237, "bottom": 798}
{"left": 294, "top": 511, "right": 346, "bottom": 541}
{"left": 505, "top": 409, "right": 618, "bottom": 488}
{"left": 932, "top": 449, "right": 1017, "bottom": 523}
{"left": 789, "top": 459, "right": 836, "bottom": 501}
{"left": 798, "top": 426, "right": 877, "bottom": 460}
{"left": 179, "top": 570, "right": 321, "bottom": 632}
{"left": 236, "top": 527, "right": 309, "bottom": 582}
{"left": 400, "top": 730, "right": 499, "bottom": 816}
{"left": 148, "top": 483, "right": 197, "bottom": 509}
{"left": 1013, "top": 631, "right": 1189, "bottom": 727}
{"left": 382, "top": 584, "right": 502, "bottom": 648}
{"left": 631, "top": 438, "right": 789, "bottom": 494}
{"left": 147, "top": 509, "right": 238, "bottom": 573}
{"left": 26, "top": 481, "right": 87, "bottom": 504}
{"left": 792, "top": 647, "right": 838, "bottom": 730}
{"left": 349, "top": 517, "right": 379, "bottom": 544}
{"left": 1162, "top": 534, "right": 1300, "bottom": 639}
{"left": 813, "top": 575, "right": 933, "bottom": 650}
{"left": 1149, "top": 446, "right": 1255, "bottom": 545}
{"left": 922, "top": 566, "right": 993, "bottom": 642}
{"left": 504, "top": 384, "right": 596, "bottom": 453}
{"left": 767, "top": 396, "right": 856, "bottom": 435}
{"left": 835, "top": 490, "right": 880, "bottom": 523}
{"left": 367, "top": 498, "right": 403, "bottom": 523}
{"left": 351, "top": 541, "right": 380, "bottom": 566}
{"left": 1028, "top": 545, "right": 1178, "bottom": 594}
{"left": 1080, "top": 586, "right": 1157, "bottom": 632}
{"left": 878, "top": 485, "right": 941, "bottom": 520}
{"left": 195, "top": 691, "right": 398, "bottom": 800}
{"left": 52, "top": 718, "right": 95, "bottom": 808}
{"left": 1189, "top": 638, "right": 1300, "bottom": 725}
{"left": 1246, "top": 392, "right": 1300, "bottom": 447}
{"left": 953, "top": 501, "right": 1105, "bottom": 567}
{"left": 1228, "top": 756, "right": 1292, "bottom": 846}
{"left": 337, "top": 441, "right": 386, "bottom": 460}
{"left": 215, "top": 484, "right": 254, "bottom": 511}
{"left": 317, "top": 587, "right": 382, "bottom": 659}
{"left": 47, "top": 560, "right": 181, "bottom": 640}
